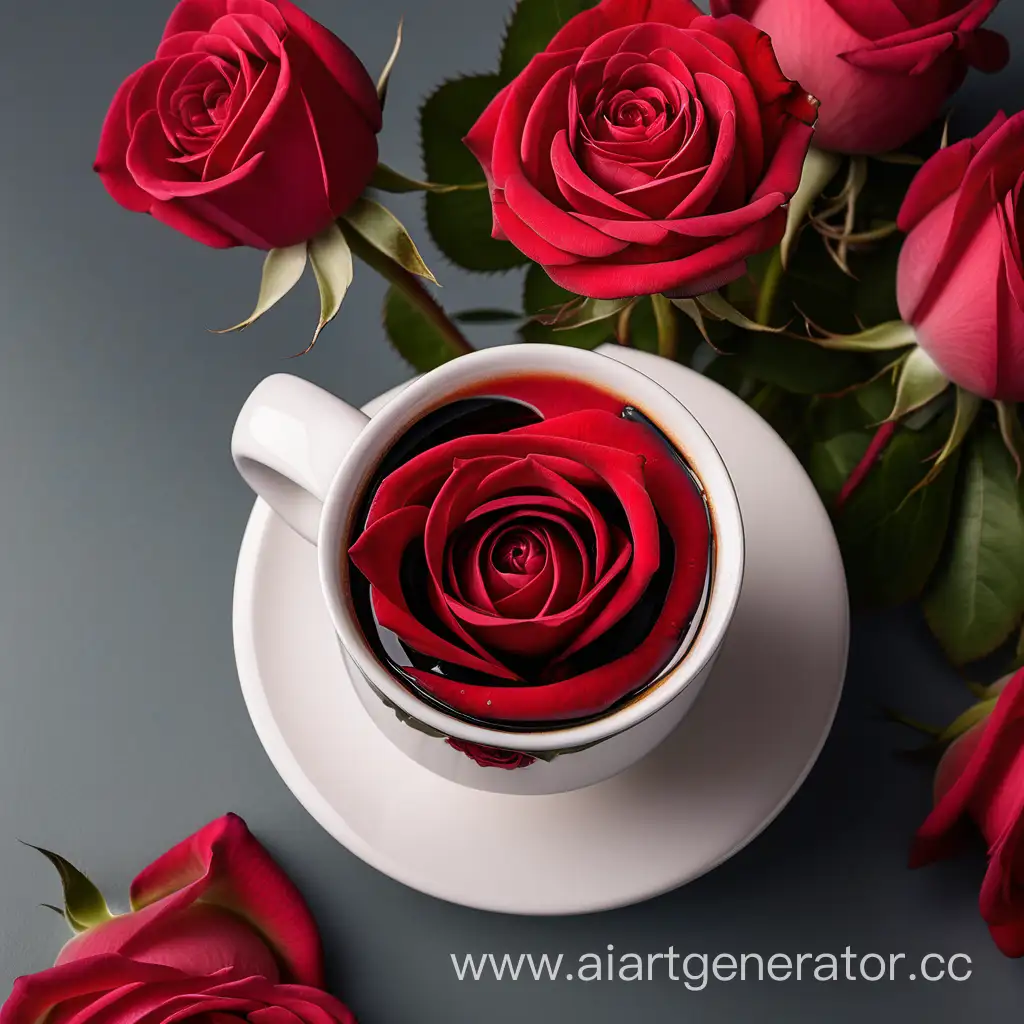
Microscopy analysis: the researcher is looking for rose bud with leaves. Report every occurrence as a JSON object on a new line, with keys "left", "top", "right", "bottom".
{"left": 1, "top": 815, "right": 354, "bottom": 1024}
{"left": 711, "top": 0, "right": 1008, "bottom": 155}
{"left": 912, "top": 669, "right": 1024, "bottom": 957}
{"left": 463, "top": 0, "right": 818, "bottom": 300}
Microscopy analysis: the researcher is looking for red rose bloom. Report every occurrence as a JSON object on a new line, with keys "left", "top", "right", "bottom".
{"left": 0, "top": 816, "right": 354, "bottom": 1024}
{"left": 897, "top": 111, "right": 1024, "bottom": 401}
{"left": 446, "top": 738, "right": 538, "bottom": 770}
{"left": 348, "top": 405, "right": 710, "bottom": 724}
{"left": 712, "top": 0, "right": 1008, "bottom": 155}
{"left": 95, "top": 0, "right": 382, "bottom": 249}
{"left": 463, "top": 0, "right": 817, "bottom": 299}
{"left": 912, "top": 671, "right": 1024, "bottom": 957}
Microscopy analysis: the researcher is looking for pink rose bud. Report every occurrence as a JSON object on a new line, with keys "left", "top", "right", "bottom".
{"left": 464, "top": 0, "right": 818, "bottom": 299}
{"left": 912, "top": 670, "right": 1024, "bottom": 957}
{"left": 897, "top": 111, "right": 1024, "bottom": 401}
{"left": 712, "top": 0, "right": 1008, "bottom": 155}
{"left": 95, "top": 0, "right": 382, "bottom": 249}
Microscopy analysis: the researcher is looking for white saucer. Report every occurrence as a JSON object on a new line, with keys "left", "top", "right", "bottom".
{"left": 233, "top": 345, "right": 848, "bottom": 916}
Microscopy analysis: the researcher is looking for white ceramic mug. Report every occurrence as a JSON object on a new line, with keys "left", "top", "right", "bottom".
{"left": 232, "top": 345, "right": 744, "bottom": 795}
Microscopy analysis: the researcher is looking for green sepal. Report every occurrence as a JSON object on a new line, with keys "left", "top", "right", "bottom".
{"left": 519, "top": 265, "right": 615, "bottom": 348}
{"left": 214, "top": 243, "right": 307, "bottom": 333}
{"left": 908, "top": 387, "right": 982, "bottom": 496}
{"left": 935, "top": 698, "right": 1000, "bottom": 746}
{"left": 781, "top": 146, "right": 843, "bottom": 268}
{"left": 537, "top": 297, "right": 629, "bottom": 331}
{"left": 804, "top": 319, "right": 917, "bottom": 353}
{"left": 669, "top": 297, "right": 713, "bottom": 347}
{"left": 24, "top": 843, "right": 113, "bottom": 934}
{"left": 300, "top": 222, "right": 353, "bottom": 355}
{"left": 341, "top": 198, "right": 437, "bottom": 285}
{"left": 370, "top": 163, "right": 487, "bottom": 196}
{"left": 384, "top": 285, "right": 464, "bottom": 372}
{"left": 696, "top": 291, "right": 786, "bottom": 333}
{"left": 923, "top": 429, "right": 1024, "bottom": 664}
{"left": 887, "top": 346, "right": 950, "bottom": 421}
{"left": 995, "top": 401, "right": 1024, "bottom": 478}
{"left": 376, "top": 19, "right": 403, "bottom": 107}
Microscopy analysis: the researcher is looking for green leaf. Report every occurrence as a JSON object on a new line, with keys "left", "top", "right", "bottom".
{"left": 341, "top": 197, "right": 437, "bottom": 285}
{"left": 370, "top": 163, "right": 487, "bottom": 195}
{"left": 304, "top": 222, "right": 354, "bottom": 353}
{"left": 376, "top": 18, "right": 403, "bottom": 107}
{"left": 23, "top": 843, "right": 113, "bottom": 933}
{"left": 924, "top": 429, "right": 1024, "bottom": 664}
{"left": 1016, "top": 623, "right": 1024, "bottom": 669}
{"left": 888, "top": 346, "right": 949, "bottom": 420}
{"left": 852, "top": 233, "right": 903, "bottom": 328}
{"left": 807, "top": 431, "right": 870, "bottom": 503}
{"left": 728, "top": 333, "right": 874, "bottom": 395}
{"left": 834, "top": 414, "right": 960, "bottom": 607}
{"left": 499, "top": 0, "right": 601, "bottom": 80}
{"left": 453, "top": 308, "right": 523, "bottom": 324}
{"left": 421, "top": 75, "right": 527, "bottom": 272}
{"left": 215, "top": 243, "right": 307, "bottom": 333}
{"left": 384, "top": 285, "right": 464, "bottom": 371}
{"left": 519, "top": 264, "right": 614, "bottom": 348}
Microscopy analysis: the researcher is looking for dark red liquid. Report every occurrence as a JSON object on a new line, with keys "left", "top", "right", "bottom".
{"left": 348, "top": 374, "right": 713, "bottom": 730}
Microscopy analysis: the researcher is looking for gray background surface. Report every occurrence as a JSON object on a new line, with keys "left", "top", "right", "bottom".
{"left": 0, "top": 0, "right": 1021, "bottom": 1019}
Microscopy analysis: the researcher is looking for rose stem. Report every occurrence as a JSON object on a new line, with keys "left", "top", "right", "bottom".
{"left": 651, "top": 293, "right": 679, "bottom": 360}
{"left": 835, "top": 420, "right": 897, "bottom": 511}
{"left": 756, "top": 249, "right": 784, "bottom": 326}
{"left": 338, "top": 220, "right": 475, "bottom": 357}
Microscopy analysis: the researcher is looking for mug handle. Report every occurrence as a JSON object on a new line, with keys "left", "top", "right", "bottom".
{"left": 231, "top": 374, "right": 370, "bottom": 544}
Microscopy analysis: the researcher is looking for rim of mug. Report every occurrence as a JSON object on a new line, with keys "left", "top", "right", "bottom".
{"left": 318, "top": 345, "right": 744, "bottom": 753}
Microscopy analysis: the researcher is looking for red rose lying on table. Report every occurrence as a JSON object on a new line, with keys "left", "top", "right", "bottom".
{"left": 912, "top": 669, "right": 1024, "bottom": 957}
{"left": 1, "top": 816, "right": 356, "bottom": 1024}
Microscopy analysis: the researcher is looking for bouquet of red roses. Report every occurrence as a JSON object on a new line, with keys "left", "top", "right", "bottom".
{"left": 90, "top": 0, "right": 1024, "bottom": 956}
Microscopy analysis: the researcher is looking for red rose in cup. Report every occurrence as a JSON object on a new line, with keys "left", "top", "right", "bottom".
{"left": 1, "top": 816, "right": 355, "bottom": 1024}
{"left": 897, "top": 111, "right": 1024, "bottom": 401}
{"left": 712, "top": 0, "right": 1008, "bottom": 154}
{"left": 348, "top": 382, "right": 711, "bottom": 724}
{"left": 463, "top": 0, "right": 818, "bottom": 299}
{"left": 911, "top": 670, "right": 1024, "bottom": 957}
{"left": 95, "top": 0, "right": 382, "bottom": 249}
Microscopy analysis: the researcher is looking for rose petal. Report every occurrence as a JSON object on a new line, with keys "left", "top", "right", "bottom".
{"left": 912, "top": 670, "right": 1024, "bottom": 868}
{"left": 545, "top": 208, "right": 783, "bottom": 298}
{"left": 349, "top": 504, "right": 518, "bottom": 678}
{"left": 126, "top": 814, "right": 324, "bottom": 986}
